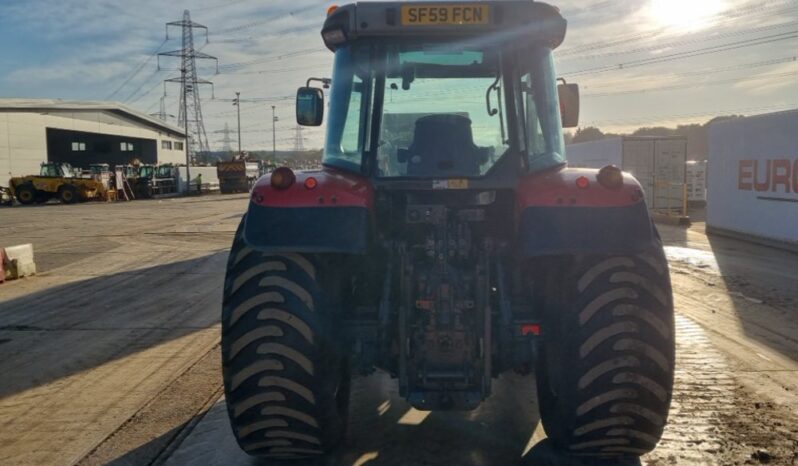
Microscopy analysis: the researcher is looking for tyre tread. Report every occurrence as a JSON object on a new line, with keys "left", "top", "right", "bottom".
{"left": 222, "top": 222, "right": 347, "bottom": 460}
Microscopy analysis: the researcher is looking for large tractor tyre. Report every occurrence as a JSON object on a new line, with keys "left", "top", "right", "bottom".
{"left": 536, "top": 252, "right": 675, "bottom": 457}
{"left": 222, "top": 219, "right": 350, "bottom": 462}
{"left": 58, "top": 184, "right": 79, "bottom": 204}
{"left": 15, "top": 184, "right": 38, "bottom": 205}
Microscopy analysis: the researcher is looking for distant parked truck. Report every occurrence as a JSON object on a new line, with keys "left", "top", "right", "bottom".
{"left": 708, "top": 110, "right": 798, "bottom": 250}
{"left": 567, "top": 136, "right": 688, "bottom": 213}
{"left": 217, "top": 156, "right": 262, "bottom": 193}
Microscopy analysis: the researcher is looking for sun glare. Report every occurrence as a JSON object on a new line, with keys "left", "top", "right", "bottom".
{"left": 650, "top": 0, "right": 726, "bottom": 31}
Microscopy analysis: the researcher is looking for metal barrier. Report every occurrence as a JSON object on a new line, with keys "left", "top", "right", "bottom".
{"left": 652, "top": 179, "right": 688, "bottom": 218}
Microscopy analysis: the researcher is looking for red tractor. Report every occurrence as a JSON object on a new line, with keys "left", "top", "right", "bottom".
{"left": 221, "top": 1, "right": 675, "bottom": 462}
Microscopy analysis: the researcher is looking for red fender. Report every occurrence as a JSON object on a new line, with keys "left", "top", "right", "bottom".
{"left": 517, "top": 166, "right": 645, "bottom": 210}
{"left": 251, "top": 166, "right": 374, "bottom": 210}
{"left": 244, "top": 166, "right": 374, "bottom": 254}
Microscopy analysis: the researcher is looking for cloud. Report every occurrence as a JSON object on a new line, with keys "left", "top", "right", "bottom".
{"left": 2, "top": 0, "right": 797, "bottom": 150}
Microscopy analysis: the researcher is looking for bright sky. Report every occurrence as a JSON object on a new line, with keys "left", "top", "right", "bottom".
{"left": 1, "top": 0, "right": 797, "bottom": 151}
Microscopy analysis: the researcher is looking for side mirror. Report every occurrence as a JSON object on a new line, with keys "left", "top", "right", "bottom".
{"left": 296, "top": 87, "right": 324, "bottom": 127}
{"left": 558, "top": 83, "right": 580, "bottom": 128}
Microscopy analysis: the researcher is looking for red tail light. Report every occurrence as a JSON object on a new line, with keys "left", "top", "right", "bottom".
{"left": 271, "top": 167, "right": 296, "bottom": 190}
{"left": 521, "top": 324, "right": 542, "bottom": 336}
{"left": 576, "top": 176, "right": 590, "bottom": 189}
{"left": 304, "top": 177, "right": 318, "bottom": 190}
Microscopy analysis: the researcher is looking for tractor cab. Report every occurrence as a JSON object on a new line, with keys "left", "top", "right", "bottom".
{"left": 297, "top": 1, "right": 580, "bottom": 185}
{"left": 155, "top": 164, "right": 177, "bottom": 180}
{"left": 39, "top": 162, "right": 75, "bottom": 178}
{"left": 138, "top": 164, "right": 156, "bottom": 180}
{"left": 115, "top": 165, "right": 139, "bottom": 180}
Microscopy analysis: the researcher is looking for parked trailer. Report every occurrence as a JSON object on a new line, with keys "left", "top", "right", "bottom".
{"left": 567, "top": 136, "right": 688, "bottom": 213}
{"left": 708, "top": 110, "right": 798, "bottom": 251}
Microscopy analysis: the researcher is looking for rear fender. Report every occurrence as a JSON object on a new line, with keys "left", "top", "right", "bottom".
{"left": 243, "top": 167, "right": 374, "bottom": 254}
{"left": 517, "top": 166, "right": 659, "bottom": 256}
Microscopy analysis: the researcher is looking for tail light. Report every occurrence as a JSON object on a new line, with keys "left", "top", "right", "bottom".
{"left": 597, "top": 165, "right": 624, "bottom": 190}
{"left": 271, "top": 167, "right": 296, "bottom": 190}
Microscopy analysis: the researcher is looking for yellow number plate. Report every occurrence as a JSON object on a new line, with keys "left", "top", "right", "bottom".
{"left": 402, "top": 4, "right": 490, "bottom": 26}
{"left": 433, "top": 179, "right": 470, "bottom": 190}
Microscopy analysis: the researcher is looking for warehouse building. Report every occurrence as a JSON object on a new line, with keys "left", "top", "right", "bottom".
{"left": 0, "top": 99, "right": 187, "bottom": 179}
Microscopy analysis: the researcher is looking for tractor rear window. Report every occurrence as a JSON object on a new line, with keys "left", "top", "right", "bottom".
{"left": 377, "top": 47, "right": 509, "bottom": 178}
{"left": 323, "top": 43, "right": 565, "bottom": 177}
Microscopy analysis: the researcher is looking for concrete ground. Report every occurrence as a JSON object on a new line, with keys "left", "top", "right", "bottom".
{"left": 0, "top": 199, "right": 796, "bottom": 466}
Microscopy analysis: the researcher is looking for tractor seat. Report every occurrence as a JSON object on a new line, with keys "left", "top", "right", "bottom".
{"left": 398, "top": 114, "right": 489, "bottom": 177}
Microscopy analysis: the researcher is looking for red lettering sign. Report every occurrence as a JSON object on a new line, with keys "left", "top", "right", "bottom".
{"left": 794, "top": 159, "right": 798, "bottom": 194}
{"left": 753, "top": 159, "right": 772, "bottom": 192}
{"left": 772, "top": 159, "right": 791, "bottom": 194}
{"left": 738, "top": 160, "right": 753, "bottom": 191}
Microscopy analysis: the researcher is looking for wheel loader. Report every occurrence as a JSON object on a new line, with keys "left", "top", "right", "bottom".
{"left": 221, "top": 1, "right": 675, "bottom": 462}
{"left": 9, "top": 162, "right": 107, "bottom": 205}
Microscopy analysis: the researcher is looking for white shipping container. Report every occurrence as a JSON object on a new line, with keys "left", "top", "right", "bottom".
{"left": 686, "top": 161, "right": 708, "bottom": 202}
{"left": 708, "top": 111, "right": 798, "bottom": 249}
{"left": 567, "top": 136, "right": 687, "bottom": 210}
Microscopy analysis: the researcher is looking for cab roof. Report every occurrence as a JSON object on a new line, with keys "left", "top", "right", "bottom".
{"left": 322, "top": 1, "right": 567, "bottom": 51}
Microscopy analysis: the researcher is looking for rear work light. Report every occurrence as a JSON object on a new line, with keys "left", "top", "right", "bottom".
{"left": 271, "top": 167, "right": 296, "bottom": 190}
{"left": 322, "top": 28, "right": 347, "bottom": 46}
{"left": 597, "top": 165, "right": 624, "bottom": 190}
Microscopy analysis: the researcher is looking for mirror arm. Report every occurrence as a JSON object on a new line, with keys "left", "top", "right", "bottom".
{"left": 306, "top": 77, "right": 332, "bottom": 89}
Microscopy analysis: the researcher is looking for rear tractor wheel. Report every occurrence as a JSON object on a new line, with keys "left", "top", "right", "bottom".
{"left": 536, "top": 252, "right": 675, "bottom": 458}
{"left": 222, "top": 219, "right": 350, "bottom": 462}
{"left": 58, "top": 184, "right": 79, "bottom": 204}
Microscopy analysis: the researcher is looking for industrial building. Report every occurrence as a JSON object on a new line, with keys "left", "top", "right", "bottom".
{"left": 0, "top": 99, "right": 187, "bottom": 179}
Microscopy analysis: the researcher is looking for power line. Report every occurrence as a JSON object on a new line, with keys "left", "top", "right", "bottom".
{"left": 562, "top": 30, "right": 798, "bottom": 78}
{"left": 558, "top": 0, "right": 798, "bottom": 57}
{"left": 106, "top": 38, "right": 169, "bottom": 100}
{"left": 217, "top": 48, "right": 323, "bottom": 72}
{"left": 219, "top": 62, "right": 327, "bottom": 76}
{"left": 563, "top": 19, "right": 798, "bottom": 62}
{"left": 582, "top": 55, "right": 798, "bottom": 90}
{"left": 583, "top": 69, "right": 798, "bottom": 98}
{"left": 212, "top": 1, "right": 329, "bottom": 36}
{"left": 123, "top": 69, "right": 164, "bottom": 103}
{"left": 195, "top": 0, "right": 253, "bottom": 12}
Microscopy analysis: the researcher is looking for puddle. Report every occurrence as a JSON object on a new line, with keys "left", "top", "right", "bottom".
{"left": 664, "top": 246, "right": 720, "bottom": 273}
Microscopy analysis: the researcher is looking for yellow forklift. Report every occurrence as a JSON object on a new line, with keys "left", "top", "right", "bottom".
{"left": 8, "top": 162, "right": 107, "bottom": 205}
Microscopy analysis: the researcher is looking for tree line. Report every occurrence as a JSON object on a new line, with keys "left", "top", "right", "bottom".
{"left": 565, "top": 115, "right": 743, "bottom": 160}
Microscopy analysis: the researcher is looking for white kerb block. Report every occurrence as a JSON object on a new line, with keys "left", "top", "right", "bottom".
{"left": 3, "top": 243, "right": 37, "bottom": 279}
